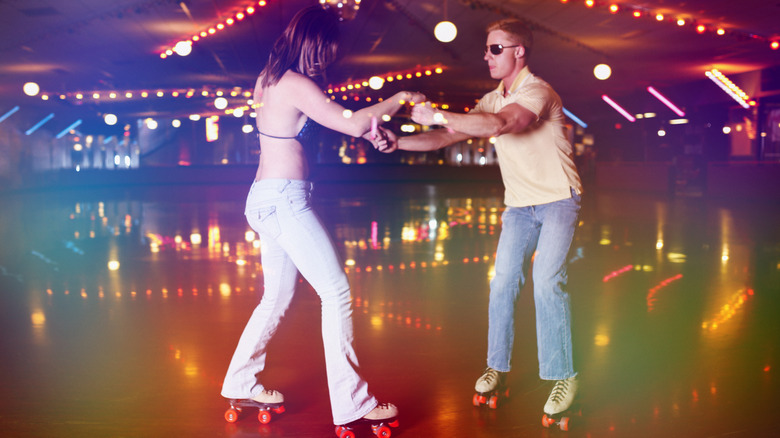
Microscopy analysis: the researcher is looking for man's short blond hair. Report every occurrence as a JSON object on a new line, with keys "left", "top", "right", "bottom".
{"left": 486, "top": 19, "right": 533, "bottom": 60}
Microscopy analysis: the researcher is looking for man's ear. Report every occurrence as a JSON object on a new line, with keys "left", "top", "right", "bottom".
{"left": 515, "top": 46, "right": 526, "bottom": 59}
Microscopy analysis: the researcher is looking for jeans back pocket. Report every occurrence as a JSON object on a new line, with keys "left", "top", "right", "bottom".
{"left": 247, "top": 205, "right": 280, "bottom": 239}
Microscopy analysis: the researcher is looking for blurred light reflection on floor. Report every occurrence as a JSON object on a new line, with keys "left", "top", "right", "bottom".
{"left": 1, "top": 183, "right": 778, "bottom": 437}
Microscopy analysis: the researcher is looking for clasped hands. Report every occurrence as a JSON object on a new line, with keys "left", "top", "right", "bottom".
{"left": 365, "top": 94, "right": 442, "bottom": 153}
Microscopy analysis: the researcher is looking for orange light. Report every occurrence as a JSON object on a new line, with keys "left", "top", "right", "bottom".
{"left": 696, "top": 24, "right": 706, "bottom": 33}
{"left": 633, "top": 10, "right": 641, "bottom": 18}
{"left": 585, "top": 0, "right": 594, "bottom": 7}
{"left": 609, "top": 4, "right": 618, "bottom": 13}
{"left": 772, "top": 41, "right": 780, "bottom": 50}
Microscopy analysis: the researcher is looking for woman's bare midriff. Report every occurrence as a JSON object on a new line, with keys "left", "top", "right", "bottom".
{"left": 254, "top": 139, "right": 309, "bottom": 181}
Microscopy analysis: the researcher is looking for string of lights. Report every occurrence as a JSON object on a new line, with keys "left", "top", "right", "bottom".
{"left": 30, "top": 66, "right": 447, "bottom": 121}
{"left": 159, "top": 1, "right": 270, "bottom": 58}
{"left": 558, "top": 0, "right": 779, "bottom": 50}
{"left": 327, "top": 65, "right": 446, "bottom": 97}
{"left": 37, "top": 87, "right": 252, "bottom": 102}
{"left": 705, "top": 69, "right": 755, "bottom": 109}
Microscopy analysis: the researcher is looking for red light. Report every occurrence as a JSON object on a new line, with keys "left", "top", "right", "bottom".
{"left": 632, "top": 10, "right": 641, "bottom": 18}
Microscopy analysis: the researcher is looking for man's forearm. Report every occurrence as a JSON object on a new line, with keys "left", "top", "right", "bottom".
{"left": 436, "top": 110, "right": 505, "bottom": 138}
{"left": 398, "top": 129, "right": 471, "bottom": 152}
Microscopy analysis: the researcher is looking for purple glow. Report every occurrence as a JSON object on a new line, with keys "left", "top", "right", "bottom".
{"left": 647, "top": 86, "right": 685, "bottom": 117}
{"left": 601, "top": 95, "right": 636, "bottom": 122}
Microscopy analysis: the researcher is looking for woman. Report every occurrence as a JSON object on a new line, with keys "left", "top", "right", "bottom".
{"left": 220, "top": 5, "right": 424, "bottom": 431}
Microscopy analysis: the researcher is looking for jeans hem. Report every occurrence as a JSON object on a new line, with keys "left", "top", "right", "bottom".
{"left": 333, "top": 400, "right": 379, "bottom": 425}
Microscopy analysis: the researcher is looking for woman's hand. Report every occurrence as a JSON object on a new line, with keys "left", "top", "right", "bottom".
{"left": 364, "top": 127, "right": 398, "bottom": 153}
{"left": 402, "top": 91, "right": 426, "bottom": 105}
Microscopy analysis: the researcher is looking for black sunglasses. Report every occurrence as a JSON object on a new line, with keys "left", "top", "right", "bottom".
{"left": 485, "top": 44, "right": 520, "bottom": 55}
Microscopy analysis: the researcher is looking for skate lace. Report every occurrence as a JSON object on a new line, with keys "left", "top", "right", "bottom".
{"left": 549, "top": 379, "right": 570, "bottom": 404}
{"left": 481, "top": 368, "right": 500, "bottom": 385}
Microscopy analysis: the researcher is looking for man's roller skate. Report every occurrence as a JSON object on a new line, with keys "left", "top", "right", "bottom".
{"left": 472, "top": 367, "right": 510, "bottom": 409}
{"left": 541, "top": 375, "right": 579, "bottom": 431}
{"left": 224, "top": 389, "right": 286, "bottom": 424}
{"left": 334, "top": 403, "right": 399, "bottom": 438}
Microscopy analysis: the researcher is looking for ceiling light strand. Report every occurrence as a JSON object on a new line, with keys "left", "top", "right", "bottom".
{"left": 558, "top": 0, "right": 778, "bottom": 49}
{"left": 159, "top": 1, "right": 270, "bottom": 59}
{"left": 326, "top": 65, "right": 446, "bottom": 96}
{"left": 705, "top": 69, "right": 754, "bottom": 109}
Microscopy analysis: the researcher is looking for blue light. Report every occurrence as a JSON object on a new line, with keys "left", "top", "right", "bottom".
{"left": 25, "top": 113, "right": 55, "bottom": 135}
{"left": 55, "top": 119, "right": 83, "bottom": 139}
{"left": 562, "top": 107, "right": 588, "bottom": 128}
{"left": 0, "top": 106, "right": 20, "bottom": 124}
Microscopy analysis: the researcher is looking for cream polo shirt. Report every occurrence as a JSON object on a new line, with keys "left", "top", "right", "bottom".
{"left": 472, "top": 66, "right": 582, "bottom": 208}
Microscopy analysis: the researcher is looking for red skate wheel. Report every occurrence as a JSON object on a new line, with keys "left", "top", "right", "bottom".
{"left": 388, "top": 420, "right": 399, "bottom": 428}
{"left": 472, "top": 393, "right": 481, "bottom": 406}
{"left": 559, "top": 416, "right": 570, "bottom": 431}
{"left": 225, "top": 408, "right": 239, "bottom": 423}
{"left": 374, "top": 425, "right": 392, "bottom": 437}
{"left": 258, "top": 410, "right": 272, "bottom": 424}
{"left": 273, "top": 405, "right": 286, "bottom": 414}
{"left": 488, "top": 395, "right": 498, "bottom": 409}
{"left": 541, "top": 414, "right": 552, "bottom": 428}
{"left": 338, "top": 429, "right": 355, "bottom": 438}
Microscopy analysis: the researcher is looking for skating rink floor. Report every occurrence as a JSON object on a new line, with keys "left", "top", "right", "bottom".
{"left": 1, "top": 181, "right": 778, "bottom": 437}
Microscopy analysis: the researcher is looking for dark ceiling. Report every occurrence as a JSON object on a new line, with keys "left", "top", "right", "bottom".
{"left": 2, "top": 0, "right": 779, "bottom": 133}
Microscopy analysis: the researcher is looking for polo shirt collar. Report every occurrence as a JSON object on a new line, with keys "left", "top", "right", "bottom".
{"left": 497, "top": 66, "right": 532, "bottom": 96}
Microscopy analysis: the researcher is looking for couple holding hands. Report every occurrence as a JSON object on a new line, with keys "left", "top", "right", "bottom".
{"left": 221, "top": 5, "right": 582, "bottom": 434}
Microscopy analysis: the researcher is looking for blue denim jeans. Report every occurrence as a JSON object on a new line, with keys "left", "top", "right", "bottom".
{"left": 221, "top": 179, "right": 377, "bottom": 424}
{"left": 487, "top": 190, "right": 581, "bottom": 380}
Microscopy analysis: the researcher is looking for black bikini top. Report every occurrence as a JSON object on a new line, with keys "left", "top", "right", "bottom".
{"left": 256, "top": 117, "right": 320, "bottom": 146}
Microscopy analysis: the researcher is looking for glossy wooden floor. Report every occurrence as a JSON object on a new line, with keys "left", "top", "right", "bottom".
{"left": 1, "top": 182, "right": 778, "bottom": 437}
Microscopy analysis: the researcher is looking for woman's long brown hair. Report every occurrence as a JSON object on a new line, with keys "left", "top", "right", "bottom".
{"left": 260, "top": 6, "right": 340, "bottom": 88}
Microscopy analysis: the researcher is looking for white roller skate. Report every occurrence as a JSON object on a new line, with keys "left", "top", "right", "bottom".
{"left": 224, "top": 389, "right": 286, "bottom": 424}
{"left": 472, "top": 367, "right": 509, "bottom": 409}
{"left": 541, "top": 375, "right": 579, "bottom": 431}
{"left": 335, "top": 403, "right": 400, "bottom": 438}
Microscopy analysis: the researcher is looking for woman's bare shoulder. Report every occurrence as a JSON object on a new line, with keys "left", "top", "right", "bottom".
{"left": 277, "top": 71, "right": 319, "bottom": 91}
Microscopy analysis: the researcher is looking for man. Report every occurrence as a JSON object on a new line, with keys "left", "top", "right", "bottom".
{"left": 382, "top": 18, "right": 582, "bottom": 419}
